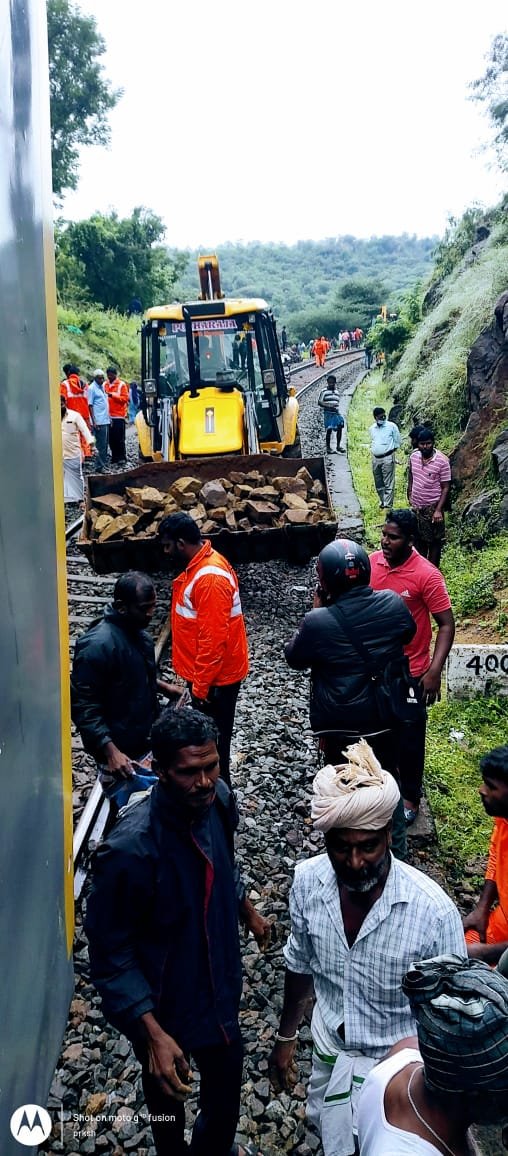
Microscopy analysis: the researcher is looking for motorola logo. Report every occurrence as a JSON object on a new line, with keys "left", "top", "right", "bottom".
{"left": 9, "top": 1104, "right": 52, "bottom": 1145}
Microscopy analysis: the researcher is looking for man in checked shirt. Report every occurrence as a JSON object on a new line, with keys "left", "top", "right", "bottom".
{"left": 269, "top": 742, "right": 466, "bottom": 1156}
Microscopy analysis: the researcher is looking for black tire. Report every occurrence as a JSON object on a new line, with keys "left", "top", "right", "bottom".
{"left": 283, "top": 424, "right": 302, "bottom": 459}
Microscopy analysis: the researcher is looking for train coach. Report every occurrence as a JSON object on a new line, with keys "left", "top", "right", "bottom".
{"left": 1, "top": 1, "right": 74, "bottom": 1151}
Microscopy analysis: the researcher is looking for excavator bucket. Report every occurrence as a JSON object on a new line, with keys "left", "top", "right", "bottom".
{"left": 198, "top": 255, "right": 223, "bottom": 301}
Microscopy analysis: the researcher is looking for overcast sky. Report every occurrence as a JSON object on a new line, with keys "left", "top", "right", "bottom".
{"left": 62, "top": 0, "right": 507, "bottom": 247}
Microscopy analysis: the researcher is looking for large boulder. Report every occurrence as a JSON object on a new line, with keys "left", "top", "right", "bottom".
{"left": 450, "top": 290, "right": 508, "bottom": 492}
{"left": 492, "top": 430, "right": 508, "bottom": 492}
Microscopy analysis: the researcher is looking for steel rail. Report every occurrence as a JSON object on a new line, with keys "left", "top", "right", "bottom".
{"left": 294, "top": 351, "right": 363, "bottom": 399}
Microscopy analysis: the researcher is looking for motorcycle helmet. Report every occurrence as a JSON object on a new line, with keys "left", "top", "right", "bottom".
{"left": 318, "top": 538, "right": 371, "bottom": 597}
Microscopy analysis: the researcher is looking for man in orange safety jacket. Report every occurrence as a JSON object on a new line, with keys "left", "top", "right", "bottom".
{"left": 60, "top": 363, "right": 92, "bottom": 455}
{"left": 105, "top": 366, "right": 129, "bottom": 463}
{"left": 314, "top": 336, "right": 328, "bottom": 368}
{"left": 158, "top": 512, "right": 249, "bottom": 787}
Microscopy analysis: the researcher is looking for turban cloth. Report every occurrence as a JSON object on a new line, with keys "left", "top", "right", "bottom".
{"left": 402, "top": 954, "right": 508, "bottom": 1094}
{"left": 311, "top": 739, "right": 400, "bottom": 832}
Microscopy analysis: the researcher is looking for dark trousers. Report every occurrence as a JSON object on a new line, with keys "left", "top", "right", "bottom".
{"left": 109, "top": 417, "right": 126, "bottom": 462}
{"left": 139, "top": 1034, "right": 244, "bottom": 1156}
{"left": 94, "top": 424, "right": 110, "bottom": 470}
{"left": 191, "top": 682, "right": 242, "bottom": 789}
{"left": 397, "top": 715, "right": 427, "bottom": 805}
{"left": 321, "top": 729, "right": 407, "bottom": 860}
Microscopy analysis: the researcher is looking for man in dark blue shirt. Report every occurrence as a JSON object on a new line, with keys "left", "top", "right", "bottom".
{"left": 86, "top": 707, "right": 270, "bottom": 1156}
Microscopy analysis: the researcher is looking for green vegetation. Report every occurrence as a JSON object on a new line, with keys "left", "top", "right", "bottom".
{"left": 348, "top": 370, "right": 508, "bottom": 620}
{"left": 470, "top": 32, "right": 508, "bottom": 173}
{"left": 388, "top": 212, "right": 508, "bottom": 439}
{"left": 56, "top": 209, "right": 187, "bottom": 312}
{"left": 441, "top": 537, "right": 508, "bottom": 618}
{"left": 347, "top": 369, "right": 408, "bottom": 549}
{"left": 57, "top": 305, "right": 140, "bottom": 380}
{"left": 48, "top": 0, "right": 120, "bottom": 196}
{"left": 171, "top": 235, "right": 436, "bottom": 326}
{"left": 348, "top": 369, "right": 508, "bottom": 871}
{"left": 425, "top": 697, "right": 508, "bottom": 870}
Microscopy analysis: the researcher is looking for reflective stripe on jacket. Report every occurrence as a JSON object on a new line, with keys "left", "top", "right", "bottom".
{"left": 60, "top": 375, "right": 90, "bottom": 426}
{"left": 105, "top": 378, "right": 129, "bottom": 418}
{"left": 171, "top": 540, "right": 249, "bottom": 698}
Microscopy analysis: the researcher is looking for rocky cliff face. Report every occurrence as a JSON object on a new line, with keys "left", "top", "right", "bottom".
{"left": 450, "top": 290, "right": 508, "bottom": 517}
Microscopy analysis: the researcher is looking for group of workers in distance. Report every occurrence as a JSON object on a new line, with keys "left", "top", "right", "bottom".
{"left": 69, "top": 483, "right": 508, "bottom": 1154}
{"left": 60, "top": 364, "right": 138, "bottom": 502}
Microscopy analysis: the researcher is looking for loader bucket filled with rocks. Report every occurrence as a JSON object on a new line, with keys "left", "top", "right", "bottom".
{"left": 79, "top": 455, "right": 338, "bottom": 571}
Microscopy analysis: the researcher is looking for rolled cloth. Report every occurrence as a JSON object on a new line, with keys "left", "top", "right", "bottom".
{"left": 402, "top": 954, "right": 508, "bottom": 1093}
{"left": 311, "top": 739, "right": 400, "bottom": 832}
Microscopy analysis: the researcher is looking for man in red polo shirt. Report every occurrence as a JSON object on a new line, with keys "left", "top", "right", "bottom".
{"left": 369, "top": 508, "right": 455, "bottom": 824}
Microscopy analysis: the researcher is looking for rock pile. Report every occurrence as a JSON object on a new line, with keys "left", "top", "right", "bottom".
{"left": 86, "top": 467, "right": 333, "bottom": 543}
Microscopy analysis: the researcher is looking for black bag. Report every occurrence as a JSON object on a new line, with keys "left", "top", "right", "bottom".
{"left": 329, "top": 603, "right": 426, "bottom": 726}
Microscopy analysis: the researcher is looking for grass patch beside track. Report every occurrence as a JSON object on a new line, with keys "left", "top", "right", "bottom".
{"left": 424, "top": 696, "right": 508, "bottom": 872}
{"left": 348, "top": 370, "right": 508, "bottom": 872}
{"left": 347, "top": 369, "right": 409, "bottom": 549}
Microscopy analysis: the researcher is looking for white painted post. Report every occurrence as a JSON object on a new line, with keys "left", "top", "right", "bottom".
{"left": 446, "top": 645, "right": 508, "bottom": 699}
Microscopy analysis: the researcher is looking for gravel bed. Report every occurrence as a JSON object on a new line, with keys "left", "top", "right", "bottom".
{"left": 49, "top": 363, "right": 499, "bottom": 1156}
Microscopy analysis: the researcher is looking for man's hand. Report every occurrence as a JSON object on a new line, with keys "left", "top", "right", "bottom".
{"left": 463, "top": 906, "right": 490, "bottom": 942}
{"left": 103, "top": 742, "right": 134, "bottom": 779}
{"left": 268, "top": 1039, "right": 299, "bottom": 1093}
{"left": 157, "top": 680, "right": 189, "bottom": 702}
{"left": 145, "top": 1028, "right": 192, "bottom": 1101}
{"left": 419, "top": 666, "right": 442, "bottom": 706}
{"left": 244, "top": 908, "right": 275, "bottom": 952}
{"left": 432, "top": 508, "right": 444, "bottom": 522}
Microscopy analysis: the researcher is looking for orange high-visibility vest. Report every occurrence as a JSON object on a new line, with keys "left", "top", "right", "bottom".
{"left": 170, "top": 540, "right": 249, "bottom": 699}
{"left": 105, "top": 378, "right": 129, "bottom": 419}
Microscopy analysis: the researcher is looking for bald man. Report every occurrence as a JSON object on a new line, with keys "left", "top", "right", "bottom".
{"left": 268, "top": 742, "right": 466, "bottom": 1156}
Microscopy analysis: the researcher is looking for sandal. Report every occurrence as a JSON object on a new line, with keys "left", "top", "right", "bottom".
{"left": 404, "top": 807, "right": 419, "bottom": 826}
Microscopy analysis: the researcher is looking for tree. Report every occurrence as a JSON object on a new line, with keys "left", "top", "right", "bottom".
{"left": 56, "top": 208, "right": 188, "bottom": 311}
{"left": 47, "top": 0, "right": 121, "bottom": 196}
{"left": 283, "top": 307, "right": 339, "bottom": 343}
{"left": 333, "top": 277, "right": 387, "bottom": 330}
{"left": 470, "top": 33, "right": 508, "bottom": 171}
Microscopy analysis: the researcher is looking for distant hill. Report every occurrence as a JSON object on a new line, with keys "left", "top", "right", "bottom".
{"left": 169, "top": 235, "right": 437, "bottom": 316}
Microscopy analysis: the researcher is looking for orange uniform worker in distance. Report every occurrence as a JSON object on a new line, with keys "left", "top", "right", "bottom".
{"left": 464, "top": 745, "right": 508, "bottom": 964}
{"left": 158, "top": 512, "right": 249, "bottom": 788}
{"left": 314, "top": 336, "right": 329, "bottom": 368}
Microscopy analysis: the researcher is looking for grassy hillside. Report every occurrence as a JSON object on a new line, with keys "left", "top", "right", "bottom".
{"left": 57, "top": 305, "right": 140, "bottom": 381}
{"left": 347, "top": 202, "right": 508, "bottom": 872}
{"left": 389, "top": 210, "right": 508, "bottom": 446}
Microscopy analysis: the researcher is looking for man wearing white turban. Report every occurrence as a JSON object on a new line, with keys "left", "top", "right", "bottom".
{"left": 268, "top": 742, "right": 466, "bottom": 1156}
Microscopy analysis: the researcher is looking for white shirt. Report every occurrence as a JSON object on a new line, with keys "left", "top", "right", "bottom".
{"left": 283, "top": 853, "right": 466, "bottom": 1059}
{"left": 369, "top": 420, "right": 401, "bottom": 456}
{"left": 358, "top": 1048, "right": 443, "bottom": 1154}
{"left": 61, "top": 411, "right": 94, "bottom": 459}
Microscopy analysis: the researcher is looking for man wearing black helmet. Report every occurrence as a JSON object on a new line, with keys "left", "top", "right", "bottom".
{"left": 284, "top": 538, "right": 417, "bottom": 857}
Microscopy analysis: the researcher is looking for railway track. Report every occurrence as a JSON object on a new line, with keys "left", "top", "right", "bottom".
{"left": 55, "top": 349, "right": 502, "bottom": 1156}
{"left": 68, "top": 351, "right": 363, "bottom": 896}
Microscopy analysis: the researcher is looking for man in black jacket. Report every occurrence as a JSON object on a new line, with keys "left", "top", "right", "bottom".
{"left": 85, "top": 707, "right": 271, "bottom": 1156}
{"left": 71, "top": 571, "right": 177, "bottom": 808}
{"left": 284, "top": 539, "right": 416, "bottom": 857}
